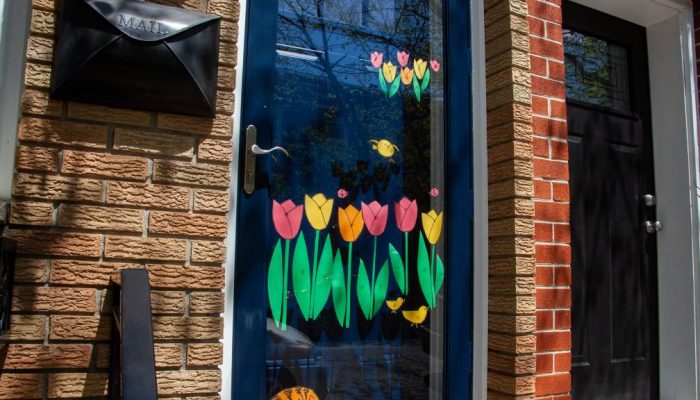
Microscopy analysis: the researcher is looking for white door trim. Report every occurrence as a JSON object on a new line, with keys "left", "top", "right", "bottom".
{"left": 571, "top": 0, "right": 700, "bottom": 397}
{"left": 0, "top": 0, "right": 31, "bottom": 202}
{"left": 219, "top": 0, "right": 490, "bottom": 398}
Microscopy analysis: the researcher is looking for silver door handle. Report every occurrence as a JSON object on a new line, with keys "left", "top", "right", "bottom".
{"left": 644, "top": 221, "right": 663, "bottom": 234}
{"left": 251, "top": 144, "right": 289, "bottom": 157}
{"left": 243, "top": 125, "right": 289, "bottom": 195}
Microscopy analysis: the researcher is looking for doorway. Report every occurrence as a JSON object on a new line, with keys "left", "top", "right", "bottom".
{"left": 230, "top": 0, "right": 474, "bottom": 398}
{"left": 564, "top": 1, "right": 659, "bottom": 398}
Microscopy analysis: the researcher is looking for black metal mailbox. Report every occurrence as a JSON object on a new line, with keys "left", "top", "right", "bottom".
{"left": 50, "top": 0, "right": 221, "bottom": 117}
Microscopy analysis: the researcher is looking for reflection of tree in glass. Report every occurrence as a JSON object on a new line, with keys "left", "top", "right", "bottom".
{"left": 563, "top": 30, "right": 629, "bottom": 111}
{"left": 271, "top": 0, "right": 444, "bottom": 202}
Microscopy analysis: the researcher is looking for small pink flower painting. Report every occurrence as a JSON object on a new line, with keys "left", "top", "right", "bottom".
{"left": 430, "top": 60, "right": 441, "bottom": 72}
{"left": 397, "top": 51, "right": 410, "bottom": 67}
{"left": 337, "top": 188, "right": 348, "bottom": 199}
{"left": 429, "top": 188, "right": 440, "bottom": 197}
{"left": 370, "top": 52, "right": 383, "bottom": 68}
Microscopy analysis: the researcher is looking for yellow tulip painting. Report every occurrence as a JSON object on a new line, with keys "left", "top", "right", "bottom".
{"left": 413, "top": 59, "right": 428, "bottom": 80}
{"left": 418, "top": 210, "right": 445, "bottom": 308}
{"left": 296, "top": 194, "right": 335, "bottom": 321}
{"left": 304, "top": 194, "right": 334, "bottom": 230}
{"left": 382, "top": 61, "right": 397, "bottom": 83}
{"left": 421, "top": 210, "right": 444, "bottom": 245}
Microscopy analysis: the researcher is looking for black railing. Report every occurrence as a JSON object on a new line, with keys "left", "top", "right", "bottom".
{"left": 109, "top": 269, "right": 158, "bottom": 399}
{"left": 0, "top": 237, "right": 15, "bottom": 336}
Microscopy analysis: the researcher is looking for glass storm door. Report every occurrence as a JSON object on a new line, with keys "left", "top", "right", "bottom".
{"left": 233, "top": 0, "right": 473, "bottom": 398}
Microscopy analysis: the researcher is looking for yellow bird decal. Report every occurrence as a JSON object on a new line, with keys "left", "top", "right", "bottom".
{"left": 369, "top": 139, "right": 400, "bottom": 159}
{"left": 385, "top": 297, "right": 405, "bottom": 314}
{"left": 402, "top": 306, "right": 429, "bottom": 327}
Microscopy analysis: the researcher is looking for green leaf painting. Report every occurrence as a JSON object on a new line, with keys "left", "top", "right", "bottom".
{"left": 379, "top": 68, "right": 387, "bottom": 96}
{"left": 413, "top": 75, "right": 421, "bottom": 102}
{"left": 372, "top": 261, "right": 389, "bottom": 318}
{"left": 421, "top": 69, "right": 431, "bottom": 91}
{"left": 417, "top": 231, "right": 434, "bottom": 308}
{"left": 388, "top": 243, "right": 405, "bottom": 295}
{"left": 292, "top": 232, "right": 311, "bottom": 320}
{"left": 267, "top": 239, "right": 284, "bottom": 328}
{"left": 435, "top": 254, "right": 445, "bottom": 298}
{"left": 312, "top": 235, "right": 334, "bottom": 319}
{"left": 331, "top": 249, "right": 346, "bottom": 327}
{"left": 357, "top": 258, "right": 372, "bottom": 320}
{"left": 389, "top": 76, "right": 401, "bottom": 98}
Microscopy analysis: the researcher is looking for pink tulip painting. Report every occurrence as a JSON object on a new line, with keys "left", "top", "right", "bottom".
{"left": 272, "top": 200, "right": 303, "bottom": 240}
{"left": 394, "top": 197, "right": 418, "bottom": 232}
{"left": 397, "top": 51, "right": 410, "bottom": 68}
{"left": 370, "top": 52, "right": 383, "bottom": 68}
{"left": 430, "top": 60, "right": 441, "bottom": 72}
{"left": 361, "top": 201, "right": 389, "bottom": 236}
{"left": 390, "top": 197, "right": 418, "bottom": 295}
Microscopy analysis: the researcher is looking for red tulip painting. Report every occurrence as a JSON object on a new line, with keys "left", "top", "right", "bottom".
{"left": 389, "top": 198, "right": 418, "bottom": 295}
{"left": 272, "top": 200, "right": 304, "bottom": 240}
{"left": 357, "top": 202, "right": 390, "bottom": 320}
{"left": 269, "top": 200, "right": 303, "bottom": 331}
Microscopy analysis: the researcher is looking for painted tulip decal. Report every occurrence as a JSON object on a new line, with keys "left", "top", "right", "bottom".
{"left": 305, "top": 194, "right": 333, "bottom": 230}
{"left": 430, "top": 59, "right": 441, "bottom": 72}
{"left": 382, "top": 62, "right": 397, "bottom": 83}
{"left": 378, "top": 61, "right": 401, "bottom": 98}
{"left": 414, "top": 59, "right": 428, "bottom": 80}
{"left": 269, "top": 200, "right": 304, "bottom": 331}
{"left": 389, "top": 198, "right": 418, "bottom": 295}
{"left": 294, "top": 194, "right": 335, "bottom": 321}
{"left": 361, "top": 201, "right": 389, "bottom": 236}
{"left": 394, "top": 197, "right": 418, "bottom": 232}
{"left": 418, "top": 210, "right": 445, "bottom": 308}
{"left": 400, "top": 68, "right": 414, "bottom": 85}
{"left": 272, "top": 200, "right": 304, "bottom": 240}
{"left": 338, "top": 205, "right": 364, "bottom": 243}
{"left": 336, "top": 205, "right": 364, "bottom": 327}
{"left": 422, "top": 210, "right": 444, "bottom": 245}
{"left": 370, "top": 51, "right": 383, "bottom": 68}
{"left": 397, "top": 51, "right": 410, "bottom": 67}
{"left": 357, "top": 202, "right": 390, "bottom": 320}
{"left": 412, "top": 58, "right": 431, "bottom": 102}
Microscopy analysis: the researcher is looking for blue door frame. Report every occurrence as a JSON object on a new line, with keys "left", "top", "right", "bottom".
{"left": 232, "top": 0, "right": 474, "bottom": 398}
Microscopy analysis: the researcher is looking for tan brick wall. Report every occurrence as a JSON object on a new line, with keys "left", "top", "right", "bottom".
{"left": 4, "top": 0, "right": 239, "bottom": 397}
{"left": 485, "top": 0, "right": 537, "bottom": 398}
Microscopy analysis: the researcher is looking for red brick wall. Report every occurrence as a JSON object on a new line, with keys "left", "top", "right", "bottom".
{"left": 528, "top": 0, "right": 572, "bottom": 398}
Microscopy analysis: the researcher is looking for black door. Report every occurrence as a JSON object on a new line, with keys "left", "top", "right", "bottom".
{"left": 563, "top": 2, "right": 659, "bottom": 399}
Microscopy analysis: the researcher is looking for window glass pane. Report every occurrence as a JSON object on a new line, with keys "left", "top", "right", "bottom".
{"left": 563, "top": 29, "right": 631, "bottom": 112}
{"left": 267, "top": 0, "right": 446, "bottom": 398}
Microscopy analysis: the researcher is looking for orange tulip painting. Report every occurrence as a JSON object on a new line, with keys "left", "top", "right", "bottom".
{"left": 336, "top": 205, "right": 364, "bottom": 327}
{"left": 269, "top": 200, "right": 304, "bottom": 331}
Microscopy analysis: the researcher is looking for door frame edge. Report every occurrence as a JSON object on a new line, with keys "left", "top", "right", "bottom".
{"left": 220, "top": 0, "right": 490, "bottom": 398}
{"left": 221, "top": 0, "right": 250, "bottom": 397}
{"left": 470, "top": 0, "right": 489, "bottom": 398}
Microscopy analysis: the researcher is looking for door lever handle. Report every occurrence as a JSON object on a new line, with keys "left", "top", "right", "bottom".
{"left": 243, "top": 125, "right": 290, "bottom": 195}
{"left": 644, "top": 221, "right": 663, "bottom": 234}
{"left": 251, "top": 144, "right": 289, "bottom": 157}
